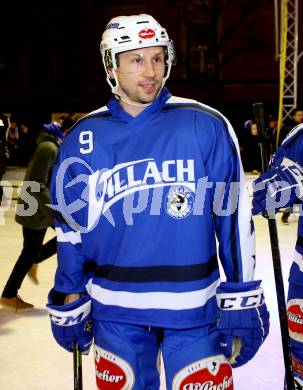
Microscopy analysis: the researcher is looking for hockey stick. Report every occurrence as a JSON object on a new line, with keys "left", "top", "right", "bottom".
{"left": 73, "top": 343, "right": 83, "bottom": 390}
{"left": 253, "top": 102, "right": 295, "bottom": 390}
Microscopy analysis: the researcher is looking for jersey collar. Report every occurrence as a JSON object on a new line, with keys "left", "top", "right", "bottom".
{"left": 107, "top": 88, "right": 171, "bottom": 124}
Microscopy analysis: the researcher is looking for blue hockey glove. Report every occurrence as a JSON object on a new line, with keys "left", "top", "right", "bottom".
{"left": 47, "top": 289, "right": 93, "bottom": 353}
{"left": 216, "top": 280, "right": 270, "bottom": 367}
{"left": 252, "top": 157, "right": 303, "bottom": 215}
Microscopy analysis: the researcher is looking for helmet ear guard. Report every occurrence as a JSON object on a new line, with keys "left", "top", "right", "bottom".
{"left": 103, "top": 49, "right": 113, "bottom": 70}
{"left": 103, "top": 50, "right": 116, "bottom": 80}
{"left": 166, "top": 41, "right": 177, "bottom": 67}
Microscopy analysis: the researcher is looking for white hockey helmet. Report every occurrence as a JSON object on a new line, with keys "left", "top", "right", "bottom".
{"left": 100, "top": 14, "right": 176, "bottom": 95}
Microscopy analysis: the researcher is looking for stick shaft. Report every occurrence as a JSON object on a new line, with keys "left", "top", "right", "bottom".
{"left": 253, "top": 102, "right": 294, "bottom": 390}
{"left": 73, "top": 343, "right": 83, "bottom": 390}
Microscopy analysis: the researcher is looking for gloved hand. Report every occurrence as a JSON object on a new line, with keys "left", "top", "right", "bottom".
{"left": 216, "top": 280, "right": 270, "bottom": 367}
{"left": 47, "top": 289, "right": 93, "bottom": 353}
{"left": 252, "top": 157, "right": 303, "bottom": 215}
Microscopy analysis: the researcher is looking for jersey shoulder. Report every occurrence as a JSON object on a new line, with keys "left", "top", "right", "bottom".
{"left": 165, "top": 95, "right": 227, "bottom": 125}
{"left": 281, "top": 123, "right": 303, "bottom": 148}
{"left": 165, "top": 95, "right": 239, "bottom": 152}
{"left": 60, "top": 105, "right": 112, "bottom": 150}
{"left": 272, "top": 123, "right": 303, "bottom": 166}
{"left": 68, "top": 105, "right": 112, "bottom": 135}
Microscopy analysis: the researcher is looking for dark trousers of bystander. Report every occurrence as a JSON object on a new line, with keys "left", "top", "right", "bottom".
{"left": 2, "top": 226, "right": 56, "bottom": 298}
{"left": 0, "top": 171, "right": 4, "bottom": 201}
{"left": 0, "top": 140, "right": 8, "bottom": 201}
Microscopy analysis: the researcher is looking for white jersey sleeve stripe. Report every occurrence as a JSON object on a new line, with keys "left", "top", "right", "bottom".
{"left": 55, "top": 227, "right": 82, "bottom": 245}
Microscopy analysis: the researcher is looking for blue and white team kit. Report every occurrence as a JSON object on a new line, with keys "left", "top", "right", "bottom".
{"left": 253, "top": 123, "right": 303, "bottom": 388}
{"left": 47, "top": 88, "right": 267, "bottom": 389}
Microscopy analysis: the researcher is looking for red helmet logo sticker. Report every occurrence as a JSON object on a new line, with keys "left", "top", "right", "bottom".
{"left": 288, "top": 299, "right": 303, "bottom": 341}
{"left": 173, "top": 355, "right": 233, "bottom": 390}
{"left": 139, "top": 29, "right": 155, "bottom": 39}
{"left": 94, "top": 345, "right": 135, "bottom": 389}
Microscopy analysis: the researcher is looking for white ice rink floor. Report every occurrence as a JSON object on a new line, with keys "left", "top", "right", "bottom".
{"left": 0, "top": 176, "right": 298, "bottom": 389}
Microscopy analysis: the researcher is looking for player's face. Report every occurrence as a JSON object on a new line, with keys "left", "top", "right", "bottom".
{"left": 292, "top": 110, "right": 303, "bottom": 124}
{"left": 251, "top": 123, "right": 258, "bottom": 136}
{"left": 114, "top": 46, "right": 166, "bottom": 105}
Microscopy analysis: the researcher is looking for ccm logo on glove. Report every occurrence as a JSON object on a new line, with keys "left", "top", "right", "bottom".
{"left": 217, "top": 289, "right": 265, "bottom": 310}
{"left": 49, "top": 303, "right": 91, "bottom": 326}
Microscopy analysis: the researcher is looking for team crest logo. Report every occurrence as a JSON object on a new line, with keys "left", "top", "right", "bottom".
{"left": 172, "top": 355, "right": 233, "bottom": 390}
{"left": 288, "top": 299, "right": 303, "bottom": 341}
{"left": 94, "top": 345, "right": 135, "bottom": 389}
{"left": 166, "top": 186, "right": 194, "bottom": 219}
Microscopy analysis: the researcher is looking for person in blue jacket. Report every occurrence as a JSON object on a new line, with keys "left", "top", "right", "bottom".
{"left": 47, "top": 14, "right": 269, "bottom": 389}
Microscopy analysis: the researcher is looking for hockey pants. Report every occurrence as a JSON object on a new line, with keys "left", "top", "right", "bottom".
{"left": 93, "top": 320, "right": 233, "bottom": 389}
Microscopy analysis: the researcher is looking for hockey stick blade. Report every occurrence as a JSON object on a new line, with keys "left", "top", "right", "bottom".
{"left": 253, "top": 102, "right": 295, "bottom": 390}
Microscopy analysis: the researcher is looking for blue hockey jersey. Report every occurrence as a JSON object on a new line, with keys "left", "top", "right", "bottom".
{"left": 270, "top": 123, "right": 303, "bottom": 287}
{"left": 50, "top": 88, "right": 255, "bottom": 328}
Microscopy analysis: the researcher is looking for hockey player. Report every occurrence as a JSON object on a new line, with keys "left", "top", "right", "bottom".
{"left": 47, "top": 14, "right": 269, "bottom": 389}
{"left": 253, "top": 122, "right": 303, "bottom": 388}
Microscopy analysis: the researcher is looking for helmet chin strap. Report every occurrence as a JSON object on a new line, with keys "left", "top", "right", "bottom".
{"left": 106, "top": 68, "right": 169, "bottom": 109}
{"left": 116, "top": 89, "right": 152, "bottom": 109}
{"left": 109, "top": 70, "right": 152, "bottom": 108}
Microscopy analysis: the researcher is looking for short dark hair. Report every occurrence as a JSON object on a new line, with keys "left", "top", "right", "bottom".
{"left": 290, "top": 107, "right": 303, "bottom": 117}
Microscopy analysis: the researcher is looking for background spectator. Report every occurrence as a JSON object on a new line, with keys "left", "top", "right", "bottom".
{"left": 6, "top": 117, "right": 19, "bottom": 165}
{"left": 285, "top": 107, "right": 303, "bottom": 131}
{"left": 240, "top": 119, "right": 262, "bottom": 173}
{"left": 0, "top": 113, "right": 9, "bottom": 202}
{"left": 17, "top": 121, "right": 35, "bottom": 166}
{"left": 0, "top": 117, "right": 75, "bottom": 312}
